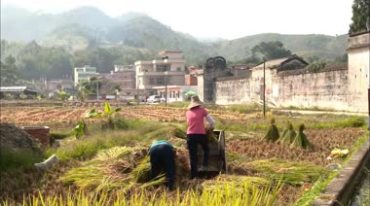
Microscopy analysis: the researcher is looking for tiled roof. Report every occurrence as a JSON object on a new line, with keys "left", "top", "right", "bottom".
{"left": 252, "top": 55, "right": 307, "bottom": 70}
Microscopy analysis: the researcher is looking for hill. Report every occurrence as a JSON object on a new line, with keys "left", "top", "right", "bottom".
{"left": 213, "top": 33, "right": 347, "bottom": 62}
{"left": 1, "top": 6, "right": 348, "bottom": 71}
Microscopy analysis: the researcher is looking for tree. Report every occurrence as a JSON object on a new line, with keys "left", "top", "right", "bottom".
{"left": 77, "top": 77, "right": 102, "bottom": 100}
{"left": 252, "top": 41, "right": 292, "bottom": 60}
{"left": 0, "top": 55, "right": 19, "bottom": 86}
{"left": 349, "top": 0, "right": 370, "bottom": 33}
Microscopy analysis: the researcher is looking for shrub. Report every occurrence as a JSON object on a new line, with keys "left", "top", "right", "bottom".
{"left": 49, "top": 132, "right": 71, "bottom": 140}
{"left": 0, "top": 147, "right": 43, "bottom": 171}
{"left": 114, "top": 118, "right": 129, "bottom": 130}
{"left": 307, "top": 61, "right": 326, "bottom": 73}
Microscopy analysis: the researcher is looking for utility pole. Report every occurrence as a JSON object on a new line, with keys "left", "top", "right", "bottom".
{"left": 263, "top": 58, "right": 266, "bottom": 118}
{"left": 367, "top": 17, "right": 370, "bottom": 133}
{"left": 137, "top": 79, "right": 140, "bottom": 105}
{"left": 96, "top": 81, "right": 99, "bottom": 100}
{"left": 165, "top": 71, "right": 168, "bottom": 106}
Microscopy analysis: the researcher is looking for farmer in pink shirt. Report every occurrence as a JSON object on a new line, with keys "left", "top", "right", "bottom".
{"left": 186, "top": 95, "right": 215, "bottom": 178}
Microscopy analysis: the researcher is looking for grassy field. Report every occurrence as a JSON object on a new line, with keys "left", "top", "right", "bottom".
{"left": 0, "top": 103, "right": 367, "bottom": 205}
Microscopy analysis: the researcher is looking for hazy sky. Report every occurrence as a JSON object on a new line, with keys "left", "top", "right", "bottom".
{"left": 2, "top": 0, "right": 354, "bottom": 39}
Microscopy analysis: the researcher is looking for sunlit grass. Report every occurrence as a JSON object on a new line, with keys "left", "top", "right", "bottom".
{"left": 2, "top": 178, "right": 282, "bottom": 206}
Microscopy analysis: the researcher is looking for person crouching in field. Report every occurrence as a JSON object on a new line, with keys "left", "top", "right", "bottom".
{"left": 149, "top": 140, "right": 175, "bottom": 190}
{"left": 186, "top": 95, "right": 215, "bottom": 179}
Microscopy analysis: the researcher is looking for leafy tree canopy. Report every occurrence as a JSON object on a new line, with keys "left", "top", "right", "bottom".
{"left": 1, "top": 55, "right": 19, "bottom": 86}
{"left": 251, "top": 41, "right": 292, "bottom": 61}
{"left": 349, "top": 0, "right": 370, "bottom": 33}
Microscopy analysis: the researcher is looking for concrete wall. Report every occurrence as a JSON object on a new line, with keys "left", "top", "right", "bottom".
{"left": 274, "top": 70, "right": 352, "bottom": 111}
{"left": 197, "top": 73, "right": 205, "bottom": 101}
{"left": 215, "top": 69, "right": 355, "bottom": 111}
{"left": 347, "top": 32, "right": 370, "bottom": 112}
{"left": 215, "top": 77, "right": 251, "bottom": 105}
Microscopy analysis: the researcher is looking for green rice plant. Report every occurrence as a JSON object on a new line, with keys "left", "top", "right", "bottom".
{"left": 226, "top": 103, "right": 259, "bottom": 113}
{"left": 46, "top": 124, "right": 162, "bottom": 161}
{"left": 0, "top": 147, "right": 43, "bottom": 171}
{"left": 290, "top": 124, "right": 313, "bottom": 149}
{"left": 279, "top": 121, "right": 296, "bottom": 144}
{"left": 264, "top": 118, "right": 280, "bottom": 142}
{"left": 126, "top": 119, "right": 157, "bottom": 130}
{"left": 51, "top": 138, "right": 106, "bottom": 161}
{"left": 308, "top": 116, "right": 366, "bottom": 129}
{"left": 166, "top": 101, "right": 188, "bottom": 108}
{"left": 247, "top": 159, "right": 328, "bottom": 186}
{"left": 49, "top": 132, "right": 71, "bottom": 140}
{"left": 113, "top": 118, "right": 129, "bottom": 130}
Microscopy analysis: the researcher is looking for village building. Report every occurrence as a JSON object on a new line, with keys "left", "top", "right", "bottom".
{"left": 0, "top": 86, "right": 38, "bottom": 99}
{"left": 46, "top": 79, "right": 74, "bottom": 93}
{"left": 134, "top": 50, "right": 187, "bottom": 101}
{"left": 229, "top": 64, "right": 253, "bottom": 77}
{"left": 99, "top": 65, "right": 136, "bottom": 99}
{"left": 185, "top": 66, "right": 200, "bottom": 86}
{"left": 347, "top": 31, "right": 370, "bottom": 111}
{"left": 73, "top": 65, "right": 99, "bottom": 86}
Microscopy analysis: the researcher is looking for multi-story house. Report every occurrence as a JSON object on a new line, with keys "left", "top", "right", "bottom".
{"left": 73, "top": 65, "right": 99, "bottom": 86}
{"left": 100, "top": 65, "right": 136, "bottom": 98}
{"left": 135, "top": 51, "right": 186, "bottom": 97}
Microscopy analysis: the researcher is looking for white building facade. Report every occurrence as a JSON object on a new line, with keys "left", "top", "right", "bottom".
{"left": 73, "top": 65, "right": 99, "bottom": 86}
{"left": 135, "top": 51, "right": 186, "bottom": 96}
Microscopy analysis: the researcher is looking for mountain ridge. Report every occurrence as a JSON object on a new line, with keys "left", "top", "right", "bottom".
{"left": 1, "top": 6, "right": 348, "bottom": 64}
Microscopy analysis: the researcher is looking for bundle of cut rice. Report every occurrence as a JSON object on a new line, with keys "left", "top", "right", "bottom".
{"left": 279, "top": 121, "right": 296, "bottom": 144}
{"left": 264, "top": 118, "right": 279, "bottom": 142}
{"left": 131, "top": 156, "right": 152, "bottom": 183}
{"left": 206, "top": 129, "right": 218, "bottom": 142}
{"left": 173, "top": 127, "right": 187, "bottom": 139}
{"left": 290, "top": 124, "right": 313, "bottom": 149}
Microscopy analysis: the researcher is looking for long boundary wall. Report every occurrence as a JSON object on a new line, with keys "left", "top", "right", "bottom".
{"left": 215, "top": 69, "right": 365, "bottom": 112}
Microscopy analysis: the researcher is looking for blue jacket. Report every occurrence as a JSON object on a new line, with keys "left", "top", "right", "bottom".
{"left": 149, "top": 140, "right": 173, "bottom": 152}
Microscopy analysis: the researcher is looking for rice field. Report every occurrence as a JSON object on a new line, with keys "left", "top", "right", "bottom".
{"left": 0, "top": 103, "right": 367, "bottom": 205}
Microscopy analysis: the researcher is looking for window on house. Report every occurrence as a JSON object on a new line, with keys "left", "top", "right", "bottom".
{"left": 156, "top": 77, "right": 165, "bottom": 85}
{"left": 157, "top": 64, "right": 170, "bottom": 72}
{"left": 149, "top": 77, "right": 165, "bottom": 85}
{"left": 177, "top": 67, "right": 182, "bottom": 71}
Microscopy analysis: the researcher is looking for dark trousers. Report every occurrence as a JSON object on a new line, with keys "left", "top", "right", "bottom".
{"left": 187, "top": 134, "right": 209, "bottom": 178}
{"left": 149, "top": 144, "right": 175, "bottom": 189}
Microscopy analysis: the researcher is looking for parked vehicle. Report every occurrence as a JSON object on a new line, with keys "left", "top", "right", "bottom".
{"left": 147, "top": 95, "right": 161, "bottom": 103}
